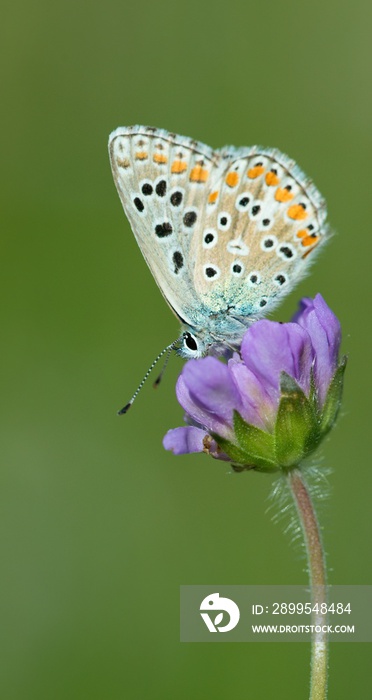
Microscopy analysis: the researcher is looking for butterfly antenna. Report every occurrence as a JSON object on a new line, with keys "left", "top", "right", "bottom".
{"left": 118, "top": 340, "right": 179, "bottom": 415}
{"left": 153, "top": 343, "right": 174, "bottom": 389}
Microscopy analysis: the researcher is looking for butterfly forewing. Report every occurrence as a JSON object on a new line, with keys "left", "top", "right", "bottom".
{"left": 109, "top": 126, "right": 224, "bottom": 325}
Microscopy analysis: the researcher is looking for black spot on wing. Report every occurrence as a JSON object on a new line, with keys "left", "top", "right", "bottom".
{"left": 155, "top": 222, "right": 173, "bottom": 238}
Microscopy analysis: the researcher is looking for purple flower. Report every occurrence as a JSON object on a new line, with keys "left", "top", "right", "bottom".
{"left": 292, "top": 294, "right": 341, "bottom": 405}
{"left": 163, "top": 294, "right": 346, "bottom": 471}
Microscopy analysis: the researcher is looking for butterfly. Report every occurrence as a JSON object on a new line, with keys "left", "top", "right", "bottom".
{"left": 109, "top": 125, "right": 329, "bottom": 365}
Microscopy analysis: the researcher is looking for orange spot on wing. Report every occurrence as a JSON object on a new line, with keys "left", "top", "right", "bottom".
{"left": 208, "top": 190, "right": 219, "bottom": 204}
{"left": 135, "top": 151, "right": 148, "bottom": 160}
{"left": 247, "top": 165, "right": 265, "bottom": 179}
{"left": 288, "top": 203, "right": 308, "bottom": 220}
{"left": 296, "top": 229, "right": 307, "bottom": 238}
{"left": 265, "top": 171, "right": 279, "bottom": 186}
{"left": 171, "top": 160, "right": 187, "bottom": 174}
{"left": 302, "top": 235, "right": 319, "bottom": 247}
{"left": 275, "top": 188, "right": 294, "bottom": 203}
{"left": 153, "top": 153, "right": 168, "bottom": 164}
{"left": 190, "top": 165, "right": 209, "bottom": 182}
{"left": 225, "top": 172, "right": 239, "bottom": 187}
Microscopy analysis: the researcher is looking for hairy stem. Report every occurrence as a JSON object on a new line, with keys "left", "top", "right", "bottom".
{"left": 288, "top": 469, "right": 328, "bottom": 700}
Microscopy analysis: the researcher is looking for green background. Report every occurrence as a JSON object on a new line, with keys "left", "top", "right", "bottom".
{"left": 2, "top": 0, "right": 371, "bottom": 697}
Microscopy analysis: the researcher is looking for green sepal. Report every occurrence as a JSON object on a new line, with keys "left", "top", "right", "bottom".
{"left": 319, "top": 356, "right": 347, "bottom": 437}
{"left": 210, "top": 434, "right": 256, "bottom": 467}
{"left": 211, "top": 411, "right": 278, "bottom": 472}
{"left": 308, "top": 365, "right": 319, "bottom": 410}
{"left": 274, "top": 372, "right": 320, "bottom": 468}
{"left": 232, "top": 411, "right": 277, "bottom": 471}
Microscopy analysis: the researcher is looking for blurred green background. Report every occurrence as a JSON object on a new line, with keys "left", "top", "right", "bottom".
{"left": 1, "top": 0, "right": 371, "bottom": 697}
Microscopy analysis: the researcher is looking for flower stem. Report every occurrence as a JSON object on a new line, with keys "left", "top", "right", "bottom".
{"left": 288, "top": 469, "right": 328, "bottom": 700}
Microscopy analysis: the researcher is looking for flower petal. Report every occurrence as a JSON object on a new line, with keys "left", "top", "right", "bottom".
{"left": 163, "top": 426, "right": 230, "bottom": 460}
{"left": 163, "top": 426, "right": 207, "bottom": 455}
{"left": 241, "top": 320, "right": 314, "bottom": 399}
{"left": 293, "top": 294, "right": 341, "bottom": 404}
{"left": 179, "top": 357, "right": 241, "bottom": 437}
{"left": 175, "top": 374, "right": 231, "bottom": 438}
{"left": 228, "top": 358, "right": 277, "bottom": 431}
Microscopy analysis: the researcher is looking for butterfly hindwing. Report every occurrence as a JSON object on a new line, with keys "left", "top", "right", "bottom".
{"left": 192, "top": 147, "right": 328, "bottom": 318}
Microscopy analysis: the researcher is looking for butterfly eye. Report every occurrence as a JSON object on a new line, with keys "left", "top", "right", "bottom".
{"left": 183, "top": 332, "right": 198, "bottom": 353}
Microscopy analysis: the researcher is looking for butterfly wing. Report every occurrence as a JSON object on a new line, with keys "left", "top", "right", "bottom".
{"left": 191, "top": 145, "right": 329, "bottom": 321}
{"left": 109, "top": 125, "right": 225, "bottom": 327}
{"left": 109, "top": 126, "right": 329, "bottom": 344}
